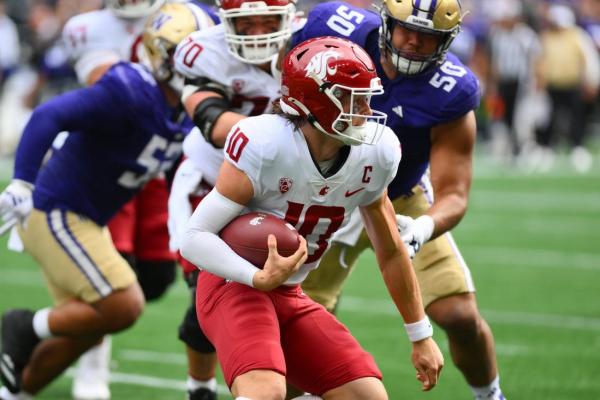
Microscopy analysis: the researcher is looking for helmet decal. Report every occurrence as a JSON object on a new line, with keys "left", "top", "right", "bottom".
{"left": 305, "top": 50, "right": 340, "bottom": 80}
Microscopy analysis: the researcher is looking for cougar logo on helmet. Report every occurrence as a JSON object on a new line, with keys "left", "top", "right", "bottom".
{"left": 305, "top": 50, "right": 340, "bottom": 80}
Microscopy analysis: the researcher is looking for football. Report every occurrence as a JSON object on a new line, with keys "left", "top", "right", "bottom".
{"left": 219, "top": 212, "right": 301, "bottom": 268}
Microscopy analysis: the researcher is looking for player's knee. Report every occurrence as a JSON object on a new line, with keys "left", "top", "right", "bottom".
{"left": 136, "top": 260, "right": 177, "bottom": 302}
{"left": 251, "top": 382, "right": 286, "bottom": 400}
{"left": 232, "top": 371, "right": 286, "bottom": 400}
{"left": 428, "top": 297, "right": 482, "bottom": 339}
{"left": 178, "top": 303, "right": 215, "bottom": 353}
{"left": 103, "top": 285, "right": 145, "bottom": 332}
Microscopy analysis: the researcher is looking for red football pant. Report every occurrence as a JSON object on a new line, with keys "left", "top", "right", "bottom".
{"left": 108, "top": 178, "right": 175, "bottom": 261}
{"left": 196, "top": 272, "right": 382, "bottom": 395}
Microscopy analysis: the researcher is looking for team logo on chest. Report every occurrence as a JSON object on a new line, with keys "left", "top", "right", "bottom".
{"left": 279, "top": 177, "right": 293, "bottom": 193}
{"left": 305, "top": 50, "right": 340, "bottom": 80}
{"left": 232, "top": 79, "right": 245, "bottom": 94}
{"left": 319, "top": 185, "right": 330, "bottom": 196}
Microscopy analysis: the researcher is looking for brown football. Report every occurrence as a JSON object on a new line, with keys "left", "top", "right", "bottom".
{"left": 219, "top": 212, "right": 301, "bottom": 268}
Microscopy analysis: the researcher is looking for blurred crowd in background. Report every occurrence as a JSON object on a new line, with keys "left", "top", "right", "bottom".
{"left": 0, "top": 0, "right": 599, "bottom": 173}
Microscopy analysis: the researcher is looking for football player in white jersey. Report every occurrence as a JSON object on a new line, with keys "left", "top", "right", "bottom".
{"left": 63, "top": 0, "right": 167, "bottom": 85}
{"left": 180, "top": 36, "right": 444, "bottom": 400}
{"left": 169, "top": 1, "right": 297, "bottom": 398}
{"left": 61, "top": 2, "right": 216, "bottom": 399}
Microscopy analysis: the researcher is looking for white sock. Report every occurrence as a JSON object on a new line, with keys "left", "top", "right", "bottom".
{"left": 187, "top": 376, "right": 217, "bottom": 392}
{"left": 235, "top": 398, "right": 254, "bottom": 400}
{"left": 470, "top": 375, "right": 503, "bottom": 399}
{"left": 32, "top": 308, "right": 53, "bottom": 339}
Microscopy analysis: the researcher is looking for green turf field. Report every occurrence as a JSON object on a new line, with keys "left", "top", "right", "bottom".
{"left": 1, "top": 158, "right": 599, "bottom": 399}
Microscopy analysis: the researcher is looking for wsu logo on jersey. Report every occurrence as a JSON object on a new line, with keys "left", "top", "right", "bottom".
{"left": 305, "top": 50, "right": 340, "bottom": 80}
{"left": 279, "top": 177, "right": 293, "bottom": 193}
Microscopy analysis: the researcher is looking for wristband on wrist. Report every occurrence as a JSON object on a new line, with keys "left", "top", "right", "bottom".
{"left": 404, "top": 316, "right": 433, "bottom": 342}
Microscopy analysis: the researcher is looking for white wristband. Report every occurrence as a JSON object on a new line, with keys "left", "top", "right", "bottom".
{"left": 404, "top": 316, "right": 433, "bottom": 342}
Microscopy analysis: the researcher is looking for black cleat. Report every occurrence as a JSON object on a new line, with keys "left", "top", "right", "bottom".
{"left": 0, "top": 310, "right": 40, "bottom": 393}
{"left": 188, "top": 387, "right": 217, "bottom": 400}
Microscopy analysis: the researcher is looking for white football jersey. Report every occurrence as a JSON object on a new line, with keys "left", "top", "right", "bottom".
{"left": 223, "top": 114, "right": 401, "bottom": 284}
{"left": 62, "top": 9, "right": 146, "bottom": 83}
{"left": 175, "top": 24, "right": 282, "bottom": 183}
{"left": 182, "top": 128, "right": 222, "bottom": 186}
{"left": 174, "top": 24, "right": 281, "bottom": 117}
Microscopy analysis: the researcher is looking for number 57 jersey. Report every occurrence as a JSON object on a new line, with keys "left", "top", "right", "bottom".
{"left": 223, "top": 114, "right": 401, "bottom": 284}
{"left": 29, "top": 63, "right": 191, "bottom": 225}
{"left": 291, "top": 1, "right": 481, "bottom": 198}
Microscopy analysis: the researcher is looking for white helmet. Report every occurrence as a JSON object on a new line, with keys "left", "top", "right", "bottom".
{"left": 217, "top": 0, "right": 296, "bottom": 64}
{"left": 107, "top": 0, "right": 167, "bottom": 19}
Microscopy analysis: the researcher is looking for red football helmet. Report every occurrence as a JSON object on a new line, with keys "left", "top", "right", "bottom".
{"left": 280, "top": 36, "right": 388, "bottom": 146}
{"left": 216, "top": 0, "right": 296, "bottom": 64}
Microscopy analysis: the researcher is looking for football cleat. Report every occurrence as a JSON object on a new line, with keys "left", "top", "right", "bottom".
{"left": 72, "top": 337, "right": 111, "bottom": 400}
{"left": 0, "top": 310, "right": 40, "bottom": 393}
{"left": 188, "top": 387, "right": 217, "bottom": 400}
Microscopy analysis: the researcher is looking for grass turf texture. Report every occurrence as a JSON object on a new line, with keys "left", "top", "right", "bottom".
{"left": 1, "top": 164, "right": 599, "bottom": 399}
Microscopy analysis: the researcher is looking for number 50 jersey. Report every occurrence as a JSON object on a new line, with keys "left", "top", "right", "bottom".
{"left": 223, "top": 114, "right": 401, "bottom": 284}
{"left": 291, "top": 1, "right": 481, "bottom": 199}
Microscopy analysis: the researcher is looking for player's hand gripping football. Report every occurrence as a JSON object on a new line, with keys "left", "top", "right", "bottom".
{"left": 0, "top": 179, "right": 34, "bottom": 232}
{"left": 412, "top": 337, "right": 444, "bottom": 391}
{"left": 396, "top": 214, "right": 434, "bottom": 258}
{"left": 252, "top": 234, "right": 308, "bottom": 291}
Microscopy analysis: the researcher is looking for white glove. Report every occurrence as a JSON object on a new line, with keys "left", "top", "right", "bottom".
{"left": 396, "top": 214, "right": 434, "bottom": 259}
{"left": 168, "top": 159, "right": 203, "bottom": 252}
{"left": 0, "top": 179, "right": 34, "bottom": 226}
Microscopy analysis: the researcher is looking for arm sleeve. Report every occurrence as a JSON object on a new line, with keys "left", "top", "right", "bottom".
{"left": 180, "top": 188, "right": 261, "bottom": 287}
{"left": 13, "top": 82, "right": 126, "bottom": 183}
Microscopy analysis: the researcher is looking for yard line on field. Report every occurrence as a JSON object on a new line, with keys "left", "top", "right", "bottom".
{"left": 3, "top": 268, "right": 599, "bottom": 330}
{"left": 119, "top": 349, "right": 186, "bottom": 365}
{"left": 470, "top": 191, "right": 600, "bottom": 212}
{"left": 338, "top": 296, "right": 600, "bottom": 331}
{"left": 0, "top": 268, "right": 44, "bottom": 287}
{"left": 458, "top": 215, "right": 598, "bottom": 236}
{"left": 65, "top": 368, "right": 230, "bottom": 395}
{"left": 461, "top": 246, "right": 600, "bottom": 271}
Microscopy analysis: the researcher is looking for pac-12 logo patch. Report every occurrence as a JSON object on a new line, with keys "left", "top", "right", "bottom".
{"left": 279, "top": 177, "right": 293, "bottom": 193}
{"left": 232, "top": 79, "right": 245, "bottom": 93}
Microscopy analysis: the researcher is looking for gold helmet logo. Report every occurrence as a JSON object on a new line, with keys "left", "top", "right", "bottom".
{"left": 142, "top": 3, "right": 215, "bottom": 82}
